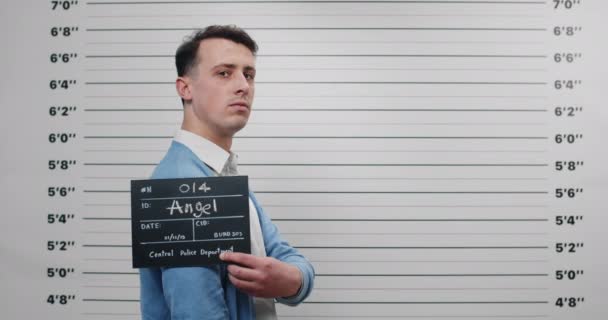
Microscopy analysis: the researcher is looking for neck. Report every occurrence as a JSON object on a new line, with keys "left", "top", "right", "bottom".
{"left": 181, "top": 112, "right": 232, "bottom": 152}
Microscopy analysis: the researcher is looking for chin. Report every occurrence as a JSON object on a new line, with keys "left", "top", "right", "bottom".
{"left": 228, "top": 120, "right": 248, "bottom": 134}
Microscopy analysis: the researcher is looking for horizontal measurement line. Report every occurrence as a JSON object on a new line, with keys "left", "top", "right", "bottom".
{"left": 86, "top": 1, "right": 548, "bottom": 5}
{"left": 79, "top": 298, "right": 548, "bottom": 304}
{"left": 83, "top": 175, "right": 549, "bottom": 180}
{"left": 79, "top": 313, "right": 550, "bottom": 318}
{"left": 81, "top": 285, "right": 550, "bottom": 290}
{"left": 85, "top": 95, "right": 548, "bottom": 98}
{"left": 87, "top": 15, "right": 547, "bottom": 19}
{"left": 309, "top": 288, "right": 550, "bottom": 293}
{"left": 83, "top": 108, "right": 548, "bottom": 112}
{"left": 282, "top": 232, "right": 547, "bottom": 235}
{"left": 87, "top": 27, "right": 546, "bottom": 32}
{"left": 265, "top": 66, "right": 548, "bottom": 69}
{"left": 84, "top": 203, "right": 549, "bottom": 208}
{"left": 82, "top": 285, "right": 139, "bottom": 288}
{"left": 81, "top": 151, "right": 549, "bottom": 155}
{"left": 83, "top": 272, "right": 138, "bottom": 275}
{"left": 274, "top": 219, "right": 548, "bottom": 222}
{"left": 220, "top": 317, "right": 545, "bottom": 319}
{"left": 85, "top": 54, "right": 546, "bottom": 58}
{"left": 85, "top": 231, "right": 547, "bottom": 235}
{"left": 83, "top": 190, "right": 548, "bottom": 194}
{"left": 83, "top": 244, "right": 131, "bottom": 247}
{"left": 84, "top": 163, "right": 157, "bottom": 165}
{"left": 81, "top": 312, "right": 141, "bottom": 319}
{"left": 259, "top": 191, "right": 548, "bottom": 194}
{"left": 213, "top": 150, "right": 548, "bottom": 153}
{"left": 83, "top": 136, "right": 548, "bottom": 139}
{"left": 81, "top": 218, "right": 549, "bottom": 222}
{"left": 302, "top": 301, "right": 548, "bottom": 304}
{"left": 267, "top": 204, "right": 548, "bottom": 208}
{"left": 83, "top": 204, "right": 546, "bottom": 208}
{"left": 83, "top": 176, "right": 548, "bottom": 180}
{"left": 82, "top": 258, "right": 549, "bottom": 263}
{"left": 257, "top": 122, "right": 549, "bottom": 126}
{"left": 80, "top": 272, "right": 547, "bottom": 277}
{"left": 311, "top": 260, "right": 550, "bottom": 263}
{"left": 83, "top": 163, "right": 548, "bottom": 167}
{"left": 84, "top": 231, "right": 131, "bottom": 234}
{"left": 85, "top": 81, "right": 546, "bottom": 85}
{"left": 316, "top": 274, "right": 548, "bottom": 277}
{"left": 85, "top": 108, "right": 180, "bottom": 111}
{"left": 83, "top": 298, "right": 138, "bottom": 302}
{"left": 90, "top": 13, "right": 547, "bottom": 19}
{"left": 273, "top": 315, "right": 550, "bottom": 319}
{"left": 295, "top": 246, "right": 548, "bottom": 249}
{"left": 84, "top": 122, "right": 549, "bottom": 126}
{"left": 81, "top": 245, "right": 548, "bottom": 249}
{"left": 85, "top": 67, "right": 549, "bottom": 71}
{"left": 85, "top": 136, "right": 168, "bottom": 138}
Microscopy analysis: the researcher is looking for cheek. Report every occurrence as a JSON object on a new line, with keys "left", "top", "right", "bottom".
{"left": 209, "top": 93, "right": 228, "bottom": 112}
{"left": 194, "top": 82, "right": 225, "bottom": 111}
{"left": 249, "top": 85, "right": 255, "bottom": 100}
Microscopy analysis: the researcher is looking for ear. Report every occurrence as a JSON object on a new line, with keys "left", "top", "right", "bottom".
{"left": 176, "top": 76, "right": 192, "bottom": 102}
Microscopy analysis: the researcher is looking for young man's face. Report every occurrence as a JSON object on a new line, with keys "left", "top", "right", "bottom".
{"left": 185, "top": 38, "right": 256, "bottom": 138}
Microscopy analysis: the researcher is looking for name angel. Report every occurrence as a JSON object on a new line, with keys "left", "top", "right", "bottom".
{"left": 166, "top": 198, "right": 218, "bottom": 218}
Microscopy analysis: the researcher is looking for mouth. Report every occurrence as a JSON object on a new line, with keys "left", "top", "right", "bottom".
{"left": 228, "top": 102, "right": 250, "bottom": 111}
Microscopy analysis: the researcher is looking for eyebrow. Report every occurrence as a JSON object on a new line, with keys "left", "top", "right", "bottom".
{"left": 212, "top": 63, "right": 256, "bottom": 73}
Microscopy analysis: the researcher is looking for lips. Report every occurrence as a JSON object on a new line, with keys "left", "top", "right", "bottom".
{"left": 228, "top": 101, "right": 250, "bottom": 111}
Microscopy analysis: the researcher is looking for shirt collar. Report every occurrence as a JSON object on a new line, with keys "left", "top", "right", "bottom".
{"left": 173, "top": 129, "right": 237, "bottom": 175}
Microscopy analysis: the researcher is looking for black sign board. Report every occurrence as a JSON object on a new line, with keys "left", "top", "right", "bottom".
{"left": 130, "top": 176, "right": 250, "bottom": 268}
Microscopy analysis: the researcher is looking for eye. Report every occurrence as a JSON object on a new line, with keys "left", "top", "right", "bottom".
{"left": 218, "top": 71, "right": 230, "bottom": 77}
{"left": 245, "top": 72, "right": 255, "bottom": 80}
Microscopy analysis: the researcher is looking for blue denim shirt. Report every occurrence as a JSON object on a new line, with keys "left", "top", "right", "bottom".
{"left": 139, "top": 141, "right": 315, "bottom": 320}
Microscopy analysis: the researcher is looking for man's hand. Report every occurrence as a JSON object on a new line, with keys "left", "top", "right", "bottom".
{"left": 220, "top": 252, "right": 302, "bottom": 298}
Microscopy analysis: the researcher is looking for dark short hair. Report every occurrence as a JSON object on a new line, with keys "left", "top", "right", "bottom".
{"left": 175, "top": 25, "right": 258, "bottom": 77}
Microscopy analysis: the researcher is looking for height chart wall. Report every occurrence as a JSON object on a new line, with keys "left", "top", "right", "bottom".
{"left": 1, "top": 0, "right": 606, "bottom": 319}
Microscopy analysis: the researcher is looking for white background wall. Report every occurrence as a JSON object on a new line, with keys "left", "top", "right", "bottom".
{"left": 1, "top": 0, "right": 607, "bottom": 319}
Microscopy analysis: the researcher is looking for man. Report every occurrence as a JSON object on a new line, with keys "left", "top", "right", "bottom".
{"left": 139, "top": 25, "right": 315, "bottom": 320}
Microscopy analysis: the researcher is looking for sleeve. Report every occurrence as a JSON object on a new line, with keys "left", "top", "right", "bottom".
{"left": 249, "top": 192, "right": 315, "bottom": 306}
{"left": 139, "top": 268, "right": 170, "bottom": 320}
{"left": 160, "top": 266, "right": 229, "bottom": 320}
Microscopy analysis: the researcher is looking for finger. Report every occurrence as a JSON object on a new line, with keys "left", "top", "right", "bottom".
{"left": 220, "top": 252, "right": 261, "bottom": 268}
{"left": 228, "top": 273, "right": 259, "bottom": 296}
{"left": 227, "top": 264, "right": 262, "bottom": 282}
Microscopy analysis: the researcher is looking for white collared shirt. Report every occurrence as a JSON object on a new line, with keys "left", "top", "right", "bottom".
{"left": 174, "top": 129, "right": 277, "bottom": 319}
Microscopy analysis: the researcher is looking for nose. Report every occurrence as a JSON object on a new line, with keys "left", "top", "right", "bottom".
{"left": 234, "top": 72, "right": 250, "bottom": 97}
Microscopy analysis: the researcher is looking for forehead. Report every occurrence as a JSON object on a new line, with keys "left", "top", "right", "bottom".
{"left": 196, "top": 38, "right": 255, "bottom": 68}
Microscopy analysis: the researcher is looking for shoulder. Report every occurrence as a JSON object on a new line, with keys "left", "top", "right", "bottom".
{"left": 151, "top": 141, "right": 211, "bottom": 179}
